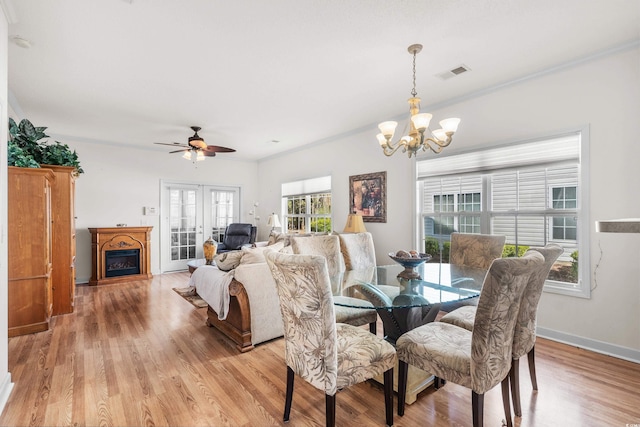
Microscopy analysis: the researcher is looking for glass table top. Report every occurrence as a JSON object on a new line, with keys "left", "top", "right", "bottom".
{"left": 333, "top": 262, "right": 487, "bottom": 310}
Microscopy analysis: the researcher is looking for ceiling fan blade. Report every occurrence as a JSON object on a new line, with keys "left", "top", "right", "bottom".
{"left": 154, "top": 142, "right": 189, "bottom": 147}
{"left": 204, "top": 145, "right": 236, "bottom": 153}
{"left": 169, "top": 149, "right": 190, "bottom": 154}
{"left": 202, "top": 151, "right": 217, "bottom": 157}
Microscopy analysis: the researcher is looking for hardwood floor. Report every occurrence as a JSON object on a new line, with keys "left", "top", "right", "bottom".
{"left": 2, "top": 271, "right": 639, "bottom": 426}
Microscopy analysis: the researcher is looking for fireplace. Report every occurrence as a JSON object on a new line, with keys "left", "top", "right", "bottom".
{"left": 105, "top": 249, "right": 140, "bottom": 277}
{"left": 89, "top": 226, "right": 153, "bottom": 285}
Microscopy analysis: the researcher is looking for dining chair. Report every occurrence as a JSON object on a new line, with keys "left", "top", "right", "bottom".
{"left": 291, "top": 234, "right": 378, "bottom": 334}
{"left": 438, "top": 244, "right": 563, "bottom": 417}
{"left": 449, "top": 232, "right": 506, "bottom": 270}
{"left": 264, "top": 251, "right": 396, "bottom": 427}
{"left": 396, "top": 251, "right": 544, "bottom": 427}
{"left": 339, "top": 231, "right": 376, "bottom": 270}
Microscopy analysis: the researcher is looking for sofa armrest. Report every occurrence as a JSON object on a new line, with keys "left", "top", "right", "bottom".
{"left": 234, "top": 262, "right": 284, "bottom": 344}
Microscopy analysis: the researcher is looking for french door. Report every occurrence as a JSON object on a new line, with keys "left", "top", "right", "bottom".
{"left": 160, "top": 181, "right": 239, "bottom": 272}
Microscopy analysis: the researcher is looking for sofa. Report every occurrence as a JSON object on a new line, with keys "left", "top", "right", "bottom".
{"left": 194, "top": 232, "right": 374, "bottom": 352}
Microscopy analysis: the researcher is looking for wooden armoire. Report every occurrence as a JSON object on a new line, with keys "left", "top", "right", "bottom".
{"left": 8, "top": 165, "right": 77, "bottom": 337}
{"left": 41, "top": 165, "right": 77, "bottom": 315}
{"left": 8, "top": 167, "right": 55, "bottom": 337}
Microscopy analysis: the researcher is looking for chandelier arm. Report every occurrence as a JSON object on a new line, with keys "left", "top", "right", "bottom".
{"left": 381, "top": 139, "right": 408, "bottom": 157}
{"left": 420, "top": 135, "right": 453, "bottom": 154}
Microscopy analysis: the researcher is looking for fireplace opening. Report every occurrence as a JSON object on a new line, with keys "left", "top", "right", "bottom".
{"left": 105, "top": 249, "right": 141, "bottom": 278}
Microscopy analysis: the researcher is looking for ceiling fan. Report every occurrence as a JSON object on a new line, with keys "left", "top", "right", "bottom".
{"left": 155, "top": 126, "right": 236, "bottom": 160}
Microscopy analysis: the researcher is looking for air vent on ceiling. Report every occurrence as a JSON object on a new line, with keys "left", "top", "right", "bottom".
{"left": 436, "top": 64, "right": 471, "bottom": 80}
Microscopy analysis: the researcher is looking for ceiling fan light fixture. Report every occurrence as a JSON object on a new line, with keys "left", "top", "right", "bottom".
{"left": 196, "top": 150, "right": 205, "bottom": 161}
{"left": 182, "top": 151, "right": 192, "bottom": 160}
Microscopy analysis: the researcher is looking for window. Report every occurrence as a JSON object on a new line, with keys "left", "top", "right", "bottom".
{"left": 417, "top": 131, "right": 590, "bottom": 298}
{"left": 281, "top": 176, "right": 332, "bottom": 233}
{"left": 551, "top": 186, "right": 577, "bottom": 241}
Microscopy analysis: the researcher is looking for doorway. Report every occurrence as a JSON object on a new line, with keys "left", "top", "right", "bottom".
{"left": 160, "top": 181, "right": 240, "bottom": 272}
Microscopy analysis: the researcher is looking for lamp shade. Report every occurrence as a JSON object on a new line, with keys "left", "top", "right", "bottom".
{"left": 267, "top": 213, "right": 281, "bottom": 228}
{"left": 343, "top": 213, "right": 367, "bottom": 233}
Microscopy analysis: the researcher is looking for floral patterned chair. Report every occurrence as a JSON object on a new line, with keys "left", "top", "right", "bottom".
{"left": 339, "top": 232, "right": 376, "bottom": 270}
{"left": 290, "top": 234, "right": 379, "bottom": 334}
{"left": 439, "top": 244, "right": 564, "bottom": 417}
{"left": 265, "top": 251, "right": 396, "bottom": 427}
{"left": 449, "top": 232, "right": 506, "bottom": 270}
{"left": 395, "top": 251, "right": 544, "bottom": 427}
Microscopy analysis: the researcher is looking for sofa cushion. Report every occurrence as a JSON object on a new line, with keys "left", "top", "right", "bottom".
{"left": 241, "top": 242, "right": 285, "bottom": 264}
{"left": 214, "top": 250, "right": 243, "bottom": 271}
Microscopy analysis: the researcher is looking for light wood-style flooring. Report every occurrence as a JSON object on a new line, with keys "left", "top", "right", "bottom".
{"left": 1, "top": 272, "right": 639, "bottom": 426}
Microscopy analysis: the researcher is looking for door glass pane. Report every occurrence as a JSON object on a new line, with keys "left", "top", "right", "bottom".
{"left": 209, "top": 190, "right": 235, "bottom": 242}
{"left": 169, "top": 189, "right": 197, "bottom": 261}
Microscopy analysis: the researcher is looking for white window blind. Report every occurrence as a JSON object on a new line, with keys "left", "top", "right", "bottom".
{"left": 282, "top": 176, "right": 331, "bottom": 196}
{"left": 417, "top": 134, "right": 580, "bottom": 178}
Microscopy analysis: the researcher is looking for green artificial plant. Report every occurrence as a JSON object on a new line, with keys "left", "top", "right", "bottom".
{"left": 8, "top": 118, "right": 84, "bottom": 174}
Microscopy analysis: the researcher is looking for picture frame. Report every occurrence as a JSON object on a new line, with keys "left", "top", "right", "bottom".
{"left": 349, "top": 171, "right": 387, "bottom": 223}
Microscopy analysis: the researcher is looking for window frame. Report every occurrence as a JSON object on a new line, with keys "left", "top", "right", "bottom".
{"left": 416, "top": 128, "right": 591, "bottom": 299}
{"left": 281, "top": 176, "right": 332, "bottom": 234}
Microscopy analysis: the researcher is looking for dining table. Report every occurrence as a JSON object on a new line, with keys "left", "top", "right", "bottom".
{"left": 333, "top": 262, "right": 488, "bottom": 344}
{"left": 332, "top": 261, "right": 488, "bottom": 404}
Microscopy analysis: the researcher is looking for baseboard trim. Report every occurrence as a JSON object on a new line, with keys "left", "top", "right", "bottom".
{"left": 537, "top": 327, "right": 640, "bottom": 364}
{"left": 0, "top": 372, "right": 14, "bottom": 416}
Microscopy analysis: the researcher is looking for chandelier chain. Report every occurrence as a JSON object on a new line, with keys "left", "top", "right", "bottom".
{"left": 411, "top": 50, "right": 417, "bottom": 98}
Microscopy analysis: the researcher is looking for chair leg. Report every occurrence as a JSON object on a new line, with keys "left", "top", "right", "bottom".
{"left": 510, "top": 359, "right": 522, "bottom": 417}
{"left": 369, "top": 321, "right": 377, "bottom": 335}
{"left": 528, "top": 345, "right": 538, "bottom": 390}
{"left": 284, "top": 366, "right": 294, "bottom": 422}
{"left": 397, "top": 361, "right": 408, "bottom": 416}
{"left": 501, "top": 376, "right": 513, "bottom": 427}
{"left": 383, "top": 368, "right": 394, "bottom": 426}
{"left": 471, "top": 391, "right": 484, "bottom": 427}
{"left": 325, "top": 393, "right": 336, "bottom": 427}
{"left": 434, "top": 376, "right": 446, "bottom": 389}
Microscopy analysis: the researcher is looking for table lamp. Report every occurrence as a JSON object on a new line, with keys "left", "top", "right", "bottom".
{"left": 267, "top": 213, "right": 282, "bottom": 232}
{"left": 343, "top": 212, "right": 367, "bottom": 233}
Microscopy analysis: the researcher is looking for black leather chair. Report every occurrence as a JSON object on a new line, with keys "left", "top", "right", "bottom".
{"left": 216, "top": 223, "right": 257, "bottom": 253}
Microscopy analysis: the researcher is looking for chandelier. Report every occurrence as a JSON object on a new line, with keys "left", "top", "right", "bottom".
{"left": 377, "top": 44, "right": 460, "bottom": 158}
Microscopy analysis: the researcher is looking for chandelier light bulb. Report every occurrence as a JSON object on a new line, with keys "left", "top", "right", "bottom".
{"left": 378, "top": 121, "right": 398, "bottom": 139}
{"left": 440, "top": 118, "right": 461, "bottom": 133}
{"left": 411, "top": 113, "right": 433, "bottom": 131}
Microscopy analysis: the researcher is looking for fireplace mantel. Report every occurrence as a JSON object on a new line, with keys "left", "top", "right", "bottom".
{"left": 89, "top": 226, "right": 153, "bottom": 285}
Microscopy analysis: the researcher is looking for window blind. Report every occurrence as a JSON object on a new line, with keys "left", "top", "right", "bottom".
{"left": 417, "top": 133, "right": 580, "bottom": 178}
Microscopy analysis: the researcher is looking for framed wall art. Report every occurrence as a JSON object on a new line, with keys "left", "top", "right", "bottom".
{"left": 348, "top": 171, "right": 387, "bottom": 223}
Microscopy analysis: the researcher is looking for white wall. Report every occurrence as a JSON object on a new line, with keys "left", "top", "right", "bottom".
{"left": 0, "top": 3, "right": 14, "bottom": 415}
{"left": 257, "top": 46, "right": 640, "bottom": 357}
{"left": 63, "top": 138, "right": 259, "bottom": 282}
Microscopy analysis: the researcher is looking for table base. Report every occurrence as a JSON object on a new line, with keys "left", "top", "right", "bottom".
{"left": 374, "top": 362, "right": 434, "bottom": 405}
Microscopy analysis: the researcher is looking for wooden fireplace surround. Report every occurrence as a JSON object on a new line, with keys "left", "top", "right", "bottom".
{"left": 89, "top": 226, "right": 153, "bottom": 285}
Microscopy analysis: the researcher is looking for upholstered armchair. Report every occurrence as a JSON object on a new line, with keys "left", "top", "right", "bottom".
{"left": 265, "top": 251, "right": 396, "bottom": 427}
{"left": 216, "top": 223, "right": 257, "bottom": 253}
{"left": 290, "top": 234, "right": 378, "bottom": 334}
{"left": 396, "top": 251, "right": 544, "bottom": 427}
{"left": 440, "top": 244, "right": 564, "bottom": 417}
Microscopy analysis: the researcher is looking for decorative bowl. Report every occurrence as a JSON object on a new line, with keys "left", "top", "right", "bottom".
{"left": 388, "top": 252, "right": 432, "bottom": 279}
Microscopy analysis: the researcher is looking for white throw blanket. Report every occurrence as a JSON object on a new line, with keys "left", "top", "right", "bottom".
{"left": 188, "top": 265, "right": 234, "bottom": 320}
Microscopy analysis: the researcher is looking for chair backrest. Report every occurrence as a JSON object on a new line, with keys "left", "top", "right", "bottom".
{"left": 290, "top": 234, "right": 346, "bottom": 277}
{"left": 470, "top": 250, "right": 544, "bottom": 394}
{"left": 512, "top": 244, "right": 564, "bottom": 359}
{"left": 339, "top": 232, "right": 376, "bottom": 270}
{"left": 265, "top": 251, "right": 339, "bottom": 395}
{"left": 222, "top": 223, "right": 255, "bottom": 250}
{"left": 450, "top": 232, "right": 506, "bottom": 270}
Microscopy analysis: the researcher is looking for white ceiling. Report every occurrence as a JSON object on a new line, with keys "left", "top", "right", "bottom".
{"left": 5, "top": 0, "right": 640, "bottom": 161}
